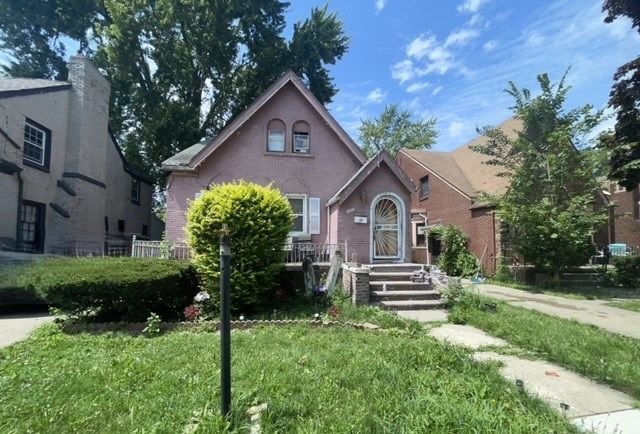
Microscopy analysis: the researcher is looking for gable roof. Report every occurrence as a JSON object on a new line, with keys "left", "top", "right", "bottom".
{"left": 327, "top": 149, "right": 415, "bottom": 206}
{"left": 108, "top": 131, "right": 153, "bottom": 185}
{"left": 399, "top": 117, "right": 521, "bottom": 199}
{"left": 162, "top": 71, "right": 367, "bottom": 171}
{"left": 161, "top": 139, "right": 209, "bottom": 171}
{"left": 0, "top": 78, "right": 71, "bottom": 98}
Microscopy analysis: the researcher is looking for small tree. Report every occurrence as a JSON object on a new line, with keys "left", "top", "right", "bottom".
{"left": 358, "top": 104, "right": 437, "bottom": 158}
{"left": 473, "top": 72, "right": 607, "bottom": 278}
{"left": 186, "top": 181, "right": 293, "bottom": 311}
{"left": 432, "top": 225, "right": 479, "bottom": 278}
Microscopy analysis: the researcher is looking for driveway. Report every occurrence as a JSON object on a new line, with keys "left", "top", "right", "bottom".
{"left": 474, "top": 283, "right": 640, "bottom": 340}
{"left": 0, "top": 313, "right": 54, "bottom": 348}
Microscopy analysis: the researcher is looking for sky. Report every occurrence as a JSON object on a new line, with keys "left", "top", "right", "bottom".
{"left": 285, "top": 0, "right": 638, "bottom": 151}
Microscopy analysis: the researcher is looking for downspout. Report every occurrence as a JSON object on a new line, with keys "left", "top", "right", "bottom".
{"left": 491, "top": 210, "right": 497, "bottom": 273}
{"left": 14, "top": 169, "right": 24, "bottom": 250}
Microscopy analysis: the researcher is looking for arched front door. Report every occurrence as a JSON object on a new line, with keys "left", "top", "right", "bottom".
{"left": 371, "top": 194, "right": 403, "bottom": 260}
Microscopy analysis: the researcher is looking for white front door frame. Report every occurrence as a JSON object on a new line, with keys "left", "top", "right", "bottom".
{"left": 370, "top": 192, "right": 405, "bottom": 262}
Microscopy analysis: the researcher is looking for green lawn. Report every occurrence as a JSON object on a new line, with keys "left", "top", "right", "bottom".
{"left": 488, "top": 279, "right": 640, "bottom": 301}
{"left": 606, "top": 300, "right": 640, "bottom": 313}
{"left": 450, "top": 291, "right": 640, "bottom": 399}
{"left": 0, "top": 324, "right": 577, "bottom": 433}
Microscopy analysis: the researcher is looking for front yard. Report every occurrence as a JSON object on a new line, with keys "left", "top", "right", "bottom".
{"left": 0, "top": 322, "right": 578, "bottom": 433}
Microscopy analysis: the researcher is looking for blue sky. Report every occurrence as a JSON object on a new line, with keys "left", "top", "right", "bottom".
{"left": 286, "top": 0, "right": 638, "bottom": 151}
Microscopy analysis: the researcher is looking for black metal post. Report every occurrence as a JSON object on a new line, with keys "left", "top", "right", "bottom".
{"left": 219, "top": 227, "right": 231, "bottom": 418}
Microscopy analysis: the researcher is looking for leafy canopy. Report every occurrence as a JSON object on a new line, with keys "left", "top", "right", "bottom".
{"left": 473, "top": 72, "right": 607, "bottom": 274}
{"left": 358, "top": 104, "right": 437, "bottom": 158}
{"left": 600, "top": 0, "right": 640, "bottom": 190}
{"left": 0, "top": 1, "right": 349, "bottom": 185}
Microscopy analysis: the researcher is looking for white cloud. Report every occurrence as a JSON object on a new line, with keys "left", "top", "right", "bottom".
{"left": 374, "top": 0, "right": 386, "bottom": 14}
{"left": 406, "top": 82, "right": 430, "bottom": 93}
{"left": 483, "top": 40, "right": 498, "bottom": 51}
{"left": 468, "top": 14, "right": 483, "bottom": 26}
{"left": 366, "top": 87, "right": 386, "bottom": 103}
{"left": 391, "top": 59, "right": 417, "bottom": 84}
{"left": 457, "top": 0, "right": 491, "bottom": 13}
{"left": 432, "top": 86, "right": 444, "bottom": 96}
{"left": 524, "top": 31, "right": 546, "bottom": 47}
{"left": 405, "top": 34, "right": 454, "bottom": 75}
{"left": 445, "top": 29, "right": 481, "bottom": 47}
{"left": 448, "top": 121, "right": 464, "bottom": 138}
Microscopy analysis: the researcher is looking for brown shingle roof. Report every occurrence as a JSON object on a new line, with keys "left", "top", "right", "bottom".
{"left": 400, "top": 117, "right": 522, "bottom": 198}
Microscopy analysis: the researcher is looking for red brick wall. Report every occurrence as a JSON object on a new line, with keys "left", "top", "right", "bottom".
{"left": 610, "top": 184, "right": 640, "bottom": 249}
{"left": 165, "top": 82, "right": 363, "bottom": 243}
{"left": 397, "top": 151, "right": 498, "bottom": 273}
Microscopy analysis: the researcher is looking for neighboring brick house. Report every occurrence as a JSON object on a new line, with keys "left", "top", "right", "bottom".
{"left": 0, "top": 55, "right": 160, "bottom": 254}
{"left": 396, "top": 118, "right": 521, "bottom": 273}
{"left": 602, "top": 183, "right": 640, "bottom": 250}
{"left": 163, "top": 71, "right": 413, "bottom": 263}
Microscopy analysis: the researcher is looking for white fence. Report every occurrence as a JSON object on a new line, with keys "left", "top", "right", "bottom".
{"left": 131, "top": 237, "right": 346, "bottom": 263}
{"left": 131, "top": 237, "right": 191, "bottom": 260}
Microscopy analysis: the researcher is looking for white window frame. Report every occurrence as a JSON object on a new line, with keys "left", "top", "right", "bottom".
{"left": 292, "top": 132, "right": 309, "bottom": 154}
{"left": 309, "top": 197, "right": 321, "bottom": 235}
{"left": 268, "top": 130, "right": 285, "bottom": 152}
{"left": 286, "top": 194, "right": 308, "bottom": 235}
{"left": 23, "top": 122, "right": 46, "bottom": 165}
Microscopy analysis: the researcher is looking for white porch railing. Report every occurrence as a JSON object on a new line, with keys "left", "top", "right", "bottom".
{"left": 131, "top": 236, "right": 191, "bottom": 260}
{"left": 283, "top": 242, "right": 347, "bottom": 264}
{"left": 131, "top": 237, "right": 346, "bottom": 263}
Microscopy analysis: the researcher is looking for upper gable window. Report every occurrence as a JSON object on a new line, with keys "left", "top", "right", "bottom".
{"left": 420, "top": 175, "right": 429, "bottom": 199}
{"left": 267, "top": 119, "right": 285, "bottom": 152}
{"left": 23, "top": 119, "right": 51, "bottom": 171}
{"left": 292, "top": 120, "right": 310, "bottom": 154}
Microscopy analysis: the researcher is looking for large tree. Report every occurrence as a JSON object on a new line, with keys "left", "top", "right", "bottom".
{"left": 601, "top": 0, "right": 640, "bottom": 190}
{"left": 473, "top": 73, "right": 607, "bottom": 278}
{"left": 0, "top": 1, "right": 349, "bottom": 184}
{"left": 358, "top": 104, "right": 437, "bottom": 158}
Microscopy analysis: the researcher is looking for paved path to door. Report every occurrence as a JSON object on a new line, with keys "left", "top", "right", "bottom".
{"left": 427, "top": 324, "right": 640, "bottom": 434}
{"left": 0, "top": 314, "right": 54, "bottom": 348}
{"left": 474, "top": 283, "right": 640, "bottom": 340}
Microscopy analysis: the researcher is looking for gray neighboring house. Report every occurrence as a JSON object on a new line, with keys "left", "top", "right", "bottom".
{"left": 0, "top": 55, "right": 162, "bottom": 254}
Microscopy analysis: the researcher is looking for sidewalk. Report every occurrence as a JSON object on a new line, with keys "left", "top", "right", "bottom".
{"left": 474, "top": 283, "right": 640, "bottom": 340}
{"left": 427, "top": 324, "right": 640, "bottom": 434}
{"left": 0, "top": 313, "right": 53, "bottom": 348}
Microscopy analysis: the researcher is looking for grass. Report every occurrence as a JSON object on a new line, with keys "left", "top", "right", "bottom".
{"left": 0, "top": 323, "right": 578, "bottom": 433}
{"left": 606, "top": 300, "right": 640, "bottom": 313}
{"left": 450, "top": 291, "right": 640, "bottom": 399}
{"left": 487, "top": 278, "right": 640, "bottom": 301}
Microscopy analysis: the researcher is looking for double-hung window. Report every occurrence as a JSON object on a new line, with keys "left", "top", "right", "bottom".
{"left": 268, "top": 130, "right": 285, "bottom": 152}
{"left": 23, "top": 119, "right": 50, "bottom": 169}
{"left": 285, "top": 194, "right": 321, "bottom": 235}
{"left": 420, "top": 175, "right": 429, "bottom": 199}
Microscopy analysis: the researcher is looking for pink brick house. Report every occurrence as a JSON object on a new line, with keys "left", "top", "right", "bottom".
{"left": 162, "top": 71, "right": 414, "bottom": 263}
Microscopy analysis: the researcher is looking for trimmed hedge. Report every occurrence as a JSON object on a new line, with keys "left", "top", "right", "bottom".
{"left": 612, "top": 256, "right": 640, "bottom": 288}
{"left": 1, "top": 258, "right": 199, "bottom": 321}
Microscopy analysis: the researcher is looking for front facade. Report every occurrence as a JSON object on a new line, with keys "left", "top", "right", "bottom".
{"left": 0, "top": 56, "right": 158, "bottom": 254}
{"left": 163, "top": 71, "right": 413, "bottom": 263}
{"left": 602, "top": 183, "right": 640, "bottom": 250}
{"left": 396, "top": 118, "right": 519, "bottom": 273}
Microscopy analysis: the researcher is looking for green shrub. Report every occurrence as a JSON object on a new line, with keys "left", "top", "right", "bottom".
{"left": 5, "top": 258, "right": 199, "bottom": 321}
{"left": 612, "top": 256, "right": 640, "bottom": 288}
{"left": 187, "top": 181, "right": 293, "bottom": 312}
{"left": 434, "top": 225, "right": 479, "bottom": 277}
{"left": 494, "top": 259, "right": 514, "bottom": 282}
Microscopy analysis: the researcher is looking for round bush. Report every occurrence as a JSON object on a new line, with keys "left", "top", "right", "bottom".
{"left": 186, "top": 181, "right": 293, "bottom": 312}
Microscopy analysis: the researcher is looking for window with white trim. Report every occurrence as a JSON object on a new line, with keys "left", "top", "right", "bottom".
{"left": 23, "top": 121, "right": 46, "bottom": 165}
{"left": 292, "top": 120, "right": 310, "bottom": 154}
{"left": 309, "top": 197, "right": 320, "bottom": 235}
{"left": 267, "top": 118, "right": 285, "bottom": 152}
{"left": 286, "top": 194, "right": 307, "bottom": 234}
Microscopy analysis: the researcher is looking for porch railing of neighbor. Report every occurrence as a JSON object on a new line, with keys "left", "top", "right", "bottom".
{"left": 131, "top": 236, "right": 346, "bottom": 263}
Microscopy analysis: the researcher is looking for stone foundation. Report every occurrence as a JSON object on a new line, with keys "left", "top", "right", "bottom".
{"left": 341, "top": 263, "right": 370, "bottom": 305}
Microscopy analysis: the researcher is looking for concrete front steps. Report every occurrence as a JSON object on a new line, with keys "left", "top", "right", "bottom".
{"left": 365, "top": 263, "right": 445, "bottom": 311}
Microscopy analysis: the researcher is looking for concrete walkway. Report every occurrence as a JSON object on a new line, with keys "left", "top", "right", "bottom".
{"left": 475, "top": 283, "right": 640, "bottom": 340}
{"left": 0, "top": 313, "right": 53, "bottom": 348}
{"left": 427, "top": 324, "right": 640, "bottom": 433}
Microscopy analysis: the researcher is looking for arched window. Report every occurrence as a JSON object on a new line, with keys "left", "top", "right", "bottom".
{"left": 292, "top": 120, "right": 310, "bottom": 154}
{"left": 267, "top": 118, "right": 285, "bottom": 152}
